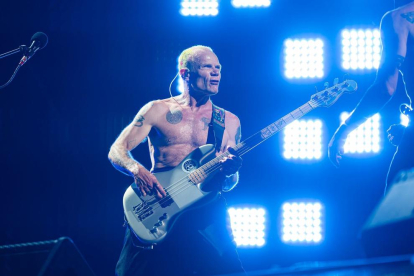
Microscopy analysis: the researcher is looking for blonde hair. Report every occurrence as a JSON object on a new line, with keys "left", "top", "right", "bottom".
{"left": 178, "top": 45, "right": 213, "bottom": 72}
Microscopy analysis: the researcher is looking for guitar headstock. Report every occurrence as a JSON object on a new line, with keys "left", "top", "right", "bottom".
{"left": 309, "top": 79, "right": 357, "bottom": 108}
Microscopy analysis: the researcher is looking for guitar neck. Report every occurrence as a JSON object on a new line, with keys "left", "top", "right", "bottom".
{"left": 234, "top": 101, "right": 315, "bottom": 157}
{"left": 189, "top": 100, "right": 316, "bottom": 183}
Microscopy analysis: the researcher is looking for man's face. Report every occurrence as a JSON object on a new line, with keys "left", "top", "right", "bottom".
{"left": 189, "top": 50, "right": 221, "bottom": 95}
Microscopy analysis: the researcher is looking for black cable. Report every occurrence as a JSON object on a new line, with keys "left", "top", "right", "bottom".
{"left": 0, "top": 63, "right": 23, "bottom": 90}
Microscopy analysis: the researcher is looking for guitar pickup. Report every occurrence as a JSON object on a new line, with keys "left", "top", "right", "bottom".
{"left": 137, "top": 209, "right": 154, "bottom": 221}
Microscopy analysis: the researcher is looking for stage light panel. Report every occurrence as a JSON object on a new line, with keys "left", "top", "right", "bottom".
{"left": 232, "top": 0, "right": 271, "bottom": 8}
{"left": 341, "top": 112, "right": 381, "bottom": 154}
{"left": 283, "top": 119, "right": 322, "bottom": 160}
{"left": 282, "top": 201, "right": 323, "bottom": 244}
{"left": 180, "top": 0, "right": 219, "bottom": 16}
{"left": 341, "top": 28, "right": 381, "bottom": 70}
{"left": 284, "top": 38, "right": 324, "bottom": 79}
{"left": 228, "top": 207, "right": 266, "bottom": 247}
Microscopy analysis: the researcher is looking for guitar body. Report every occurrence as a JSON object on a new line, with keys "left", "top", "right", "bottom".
{"left": 123, "top": 144, "right": 220, "bottom": 244}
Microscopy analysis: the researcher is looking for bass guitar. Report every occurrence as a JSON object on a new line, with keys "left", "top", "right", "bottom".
{"left": 123, "top": 79, "right": 357, "bottom": 244}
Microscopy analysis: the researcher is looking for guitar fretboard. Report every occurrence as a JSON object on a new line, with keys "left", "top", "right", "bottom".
{"left": 235, "top": 101, "right": 315, "bottom": 157}
{"left": 187, "top": 101, "right": 316, "bottom": 184}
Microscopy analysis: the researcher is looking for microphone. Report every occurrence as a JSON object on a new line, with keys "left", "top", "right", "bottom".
{"left": 19, "top": 32, "right": 48, "bottom": 66}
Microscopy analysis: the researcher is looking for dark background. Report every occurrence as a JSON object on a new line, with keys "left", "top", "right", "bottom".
{"left": 0, "top": 0, "right": 409, "bottom": 275}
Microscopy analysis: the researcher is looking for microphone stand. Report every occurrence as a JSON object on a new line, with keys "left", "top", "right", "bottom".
{"left": 0, "top": 45, "right": 28, "bottom": 90}
{"left": 0, "top": 45, "right": 27, "bottom": 59}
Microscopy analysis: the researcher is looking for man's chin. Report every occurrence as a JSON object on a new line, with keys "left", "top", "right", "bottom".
{"left": 207, "top": 88, "right": 219, "bottom": 95}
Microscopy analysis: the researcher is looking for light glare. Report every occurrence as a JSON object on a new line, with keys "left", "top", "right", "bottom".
{"left": 180, "top": 0, "right": 219, "bottom": 16}
{"left": 228, "top": 207, "right": 267, "bottom": 247}
{"left": 281, "top": 201, "right": 324, "bottom": 244}
{"left": 341, "top": 28, "right": 381, "bottom": 70}
{"left": 283, "top": 119, "right": 323, "bottom": 160}
{"left": 284, "top": 38, "right": 324, "bottom": 79}
{"left": 232, "top": 0, "right": 271, "bottom": 8}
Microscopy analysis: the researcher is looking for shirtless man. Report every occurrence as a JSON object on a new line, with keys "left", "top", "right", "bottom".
{"left": 108, "top": 45, "right": 245, "bottom": 275}
{"left": 328, "top": 1, "right": 414, "bottom": 190}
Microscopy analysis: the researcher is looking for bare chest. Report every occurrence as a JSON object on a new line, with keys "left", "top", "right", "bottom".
{"left": 150, "top": 109, "right": 212, "bottom": 148}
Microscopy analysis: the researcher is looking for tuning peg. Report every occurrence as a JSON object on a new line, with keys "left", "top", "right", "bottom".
{"left": 324, "top": 82, "right": 329, "bottom": 89}
{"left": 333, "top": 78, "right": 339, "bottom": 85}
{"left": 315, "top": 86, "right": 319, "bottom": 93}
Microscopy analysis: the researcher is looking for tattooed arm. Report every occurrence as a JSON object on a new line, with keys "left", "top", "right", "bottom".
{"left": 108, "top": 101, "right": 167, "bottom": 198}
{"left": 328, "top": 9, "right": 410, "bottom": 167}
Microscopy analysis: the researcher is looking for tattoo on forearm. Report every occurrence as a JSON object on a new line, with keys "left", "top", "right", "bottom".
{"left": 401, "top": 12, "right": 414, "bottom": 23}
{"left": 201, "top": 117, "right": 210, "bottom": 130}
{"left": 235, "top": 126, "right": 241, "bottom": 143}
{"left": 134, "top": 115, "right": 144, "bottom": 127}
{"left": 111, "top": 152, "right": 138, "bottom": 177}
{"left": 127, "top": 138, "right": 137, "bottom": 150}
{"left": 166, "top": 110, "right": 182, "bottom": 124}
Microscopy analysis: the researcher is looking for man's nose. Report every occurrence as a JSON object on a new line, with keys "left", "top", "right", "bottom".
{"left": 211, "top": 69, "right": 220, "bottom": 76}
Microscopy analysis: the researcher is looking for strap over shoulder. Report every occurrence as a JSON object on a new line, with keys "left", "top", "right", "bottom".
{"left": 208, "top": 103, "right": 225, "bottom": 152}
{"left": 212, "top": 104, "right": 225, "bottom": 128}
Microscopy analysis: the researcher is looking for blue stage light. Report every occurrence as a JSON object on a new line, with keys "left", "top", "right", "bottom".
{"left": 228, "top": 207, "right": 266, "bottom": 247}
{"left": 180, "top": 0, "right": 219, "bottom": 16}
{"left": 284, "top": 38, "right": 324, "bottom": 79}
{"left": 341, "top": 28, "right": 381, "bottom": 70}
{"left": 283, "top": 119, "right": 322, "bottom": 160}
{"left": 341, "top": 112, "right": 381, "bottom": 154}
{"left": 282, "top": 202, "right": 323, "bottom": 244}
{"left": 232, "top": 0, "right": 271, "bottom": 8}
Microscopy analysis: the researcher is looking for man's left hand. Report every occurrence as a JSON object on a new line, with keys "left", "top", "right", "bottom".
{"left": 220, "top": 147, "right": 242, "bottom": 176}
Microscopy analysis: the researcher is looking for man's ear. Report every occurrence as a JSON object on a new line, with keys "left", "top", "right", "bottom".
{"left": 179, "top": 68, "right": 190, "bottom": 80}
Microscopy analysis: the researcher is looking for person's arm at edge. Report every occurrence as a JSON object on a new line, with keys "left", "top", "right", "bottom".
{"left": 328, "top": 11, "right": 408, "bottom": 167}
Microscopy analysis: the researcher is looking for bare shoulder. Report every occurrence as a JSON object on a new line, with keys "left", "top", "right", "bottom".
{"left": 379, "top": 7, "right": 411, "bottom": 56}
{"left": 135, "top": 99, "right": 170, "bottom": 126}
{"left": 224, "top": 110, "right": 241, "bottom": 127}
{"left": 383, "top": 3, "right": 414, "bottom": 30}
{"left": 224, "top": 109, "right": 242, "bottom": 143}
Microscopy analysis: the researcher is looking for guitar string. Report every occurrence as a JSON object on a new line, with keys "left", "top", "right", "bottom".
{"left": 132, "top": 89, "right": 347, "bottom": 218}
{"left": 132, "top": 95, "right": 335, "bottom": 218}
{"left": 136, "top": 135, "right": 267, "bottom": 217}
{"left": 134, "top": 107, "right": 315, "bottom": 217}
{"left": 133, "top": 100, "right": 322, "bottom": 218}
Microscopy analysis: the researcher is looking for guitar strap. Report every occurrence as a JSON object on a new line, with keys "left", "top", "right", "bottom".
{"left": 207, "top": 103, "right": 225, "bottom": 152}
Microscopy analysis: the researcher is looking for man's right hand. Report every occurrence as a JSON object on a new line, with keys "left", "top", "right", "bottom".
{"left": 134, "top": 166, "right": 167, "bottom": 198}
{"left": 328, "top": 124, "right": 349, "bottom": 168}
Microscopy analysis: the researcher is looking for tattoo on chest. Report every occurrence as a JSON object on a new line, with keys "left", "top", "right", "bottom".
{"left": 401, "top": 12, "right": 414, "bottom": 23}
{"left": 166, "top": 110, "right": 182, "bottom": 124}
{"left": 134, "top": 115, "right": 144, "bottom": 127}
{"left": 201, "top": 117, "right": 210, "bottom": 130}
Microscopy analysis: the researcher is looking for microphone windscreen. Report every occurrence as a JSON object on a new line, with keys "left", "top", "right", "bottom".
{"left": 31, "top": 32, "right": 48, "bottom": 49}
